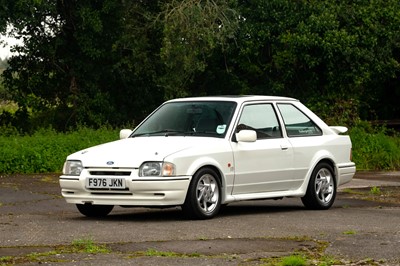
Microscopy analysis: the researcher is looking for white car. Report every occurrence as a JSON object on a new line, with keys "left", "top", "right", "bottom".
{"left": 60, "top": 96, "right": 356, "bottom": 219}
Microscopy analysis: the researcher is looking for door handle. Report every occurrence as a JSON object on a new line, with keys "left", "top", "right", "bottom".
{"left": 280, "top": 144, "right": 288, "bottom": 150}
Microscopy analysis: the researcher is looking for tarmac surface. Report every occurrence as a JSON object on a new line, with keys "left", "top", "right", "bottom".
{"left": 0, "top": 171, "right": 400, "bottom": 265}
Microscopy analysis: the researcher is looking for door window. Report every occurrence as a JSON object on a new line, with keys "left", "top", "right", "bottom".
{"left": 237, "top": 104, "right": 282, "bottom": 139}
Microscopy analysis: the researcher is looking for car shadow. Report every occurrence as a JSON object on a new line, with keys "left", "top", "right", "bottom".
{"left": 70, "top": 199, "right": 307, "bottom": 222}
{"left": 69, "top": 194, "right": 393, "bottom": 222}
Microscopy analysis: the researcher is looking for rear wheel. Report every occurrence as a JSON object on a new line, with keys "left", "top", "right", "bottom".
{"left": 301, "top": 163, "right": 336, "bottom": 210}
{"left": 182, "top": 167, "right": 221, "bottom": 219}
{"left": 76, "top": 204, "right": 114, "bottom": 217}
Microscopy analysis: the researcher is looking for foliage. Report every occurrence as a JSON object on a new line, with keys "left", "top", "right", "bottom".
{"left": 0, "top": 126, "right": 119, "bottom": 174}
{"left": 0, "top": 121, "right": 399, "bottom": 174}
{"left": 0, "top": 0, "right": 162, "bottom": 131}
{"left": 159, "top": 0, "right": 239, "bottom": 98}
{"left": 0, "top": 0, "right": 399, "bottom": 134}
{"left": 233, "top": 0, "right": 400, "bottom": 119}
{"left": 0, "top": 57, "right": 8, "bottom": 70}
{"left": 71, "top": 238, "right": 110, "bottom": 254}
{"left": 349, "top": 121, "right": 400, "bottom": 170}
{"left": 370, "top": 186, "right": 381, "bottom": 195}
{"left": 280, "top": 254, "right": 307, "bottom": 266}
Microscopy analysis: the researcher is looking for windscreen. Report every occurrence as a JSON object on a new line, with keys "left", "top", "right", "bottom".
{"left": 132, "top": 101, "right": 237, "bottom": 138}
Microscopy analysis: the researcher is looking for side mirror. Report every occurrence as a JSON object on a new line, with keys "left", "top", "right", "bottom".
{"left": 119, "top": 129, "right": 133, "bottom": 139}
{"left": 236, "top": 130, "right": 257, "bottom": 142}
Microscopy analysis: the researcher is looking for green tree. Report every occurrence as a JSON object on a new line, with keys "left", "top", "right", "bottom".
{"left": 0, "top": 0, "right": 163, "bottom": 131}
{"left": 232, "top": 0, "right": 400, "bottom": 124}
{"left": 159, "top": 0, "right": 239, "bottom": 98}
{"left": 1, "top": 0, "right": 399, "bottom": 132}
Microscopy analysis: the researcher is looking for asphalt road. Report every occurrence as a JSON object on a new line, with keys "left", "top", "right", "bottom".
{"left": 0, "top": 172, "right": 399, "bottom": 265}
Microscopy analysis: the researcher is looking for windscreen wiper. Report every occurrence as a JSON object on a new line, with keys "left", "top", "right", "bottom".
{"left": 132, "top": 129, "right": 192, "bottom": 137}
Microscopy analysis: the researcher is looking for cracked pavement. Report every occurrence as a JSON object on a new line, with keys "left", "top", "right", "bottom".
{"left": 0, "top": 172, "right": 400, "bottom": 265}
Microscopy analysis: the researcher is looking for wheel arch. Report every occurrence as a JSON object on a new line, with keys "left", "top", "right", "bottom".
{"left": 300, "top": 155, "right": 338, "bottom": 194}
{"left": 191, "top": 164, "right": 226, "bottom": 201}
{"left": 183, "top": 155, "right": 229, "bottom": 188}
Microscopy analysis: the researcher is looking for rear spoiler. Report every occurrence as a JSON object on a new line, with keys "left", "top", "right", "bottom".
{"left": 329, "top": 126, "right": 348, "bottom": 134}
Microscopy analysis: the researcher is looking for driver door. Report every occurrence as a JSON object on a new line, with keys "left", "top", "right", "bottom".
{"left": 231, "top": 103, "right": 294, "bottom": 194}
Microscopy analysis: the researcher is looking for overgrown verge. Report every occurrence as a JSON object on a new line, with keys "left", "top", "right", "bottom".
{"left": 0, "top": 121, "right": 399, "bottom": 174}
{"left": 350, "top": 121, "right": 400, "bottom": 170}
{"left": 0, "top": 126, "right": 119, "bottom": 174}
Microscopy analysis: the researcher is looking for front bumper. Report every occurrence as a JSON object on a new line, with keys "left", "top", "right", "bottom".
{"left": 59, "top": 168, "right": 191, "bottom": 206}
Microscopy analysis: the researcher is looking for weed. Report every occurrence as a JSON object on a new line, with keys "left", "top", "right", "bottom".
{"left": 25, "top": 251, "right": 59, "bottom": 261}
{"left": 71, "top": 238, "right": 110, "bottom": 254}
{"left": 146, "top": 248, "right": 201, "bottom": 258}
{"left": 370, "top": 186, "right": 381, "bottom": 195}
{"left": 40, "top": 175, "right": 58, "bottom": 183}
{"left": 343, "top": 230, "right": 357, "bottom": 235}
{"left": 0, "top": 256, "right": 12, "bottom": 262}
{"left": 280, "top": 254, "right": 307, "bottom": 266}
{"left": 144, "top": 248, "right": 178, "bottom": 257}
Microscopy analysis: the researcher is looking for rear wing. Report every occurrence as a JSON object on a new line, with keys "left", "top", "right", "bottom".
{"left": 329, "top": 126, "right": 348, "bottom": 134}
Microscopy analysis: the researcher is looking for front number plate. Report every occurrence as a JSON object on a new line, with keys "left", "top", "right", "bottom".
{"left": 86, "top": 178, "right": 126, "bottom": 189}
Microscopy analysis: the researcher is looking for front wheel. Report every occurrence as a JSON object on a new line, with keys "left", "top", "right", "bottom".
{"left": 182, "top": 167, "right": 222, "bottom": 219}
{"left": 76, "top": 204, "right": 114, "bottom": 217}
{"left": 301, "top": 163, "right": 336, "bottom": 210}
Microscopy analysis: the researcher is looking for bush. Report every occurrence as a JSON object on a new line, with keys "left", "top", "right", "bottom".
{"left": 0, "top": 122, "right": 399, "bottom": 174}
{"left": 0, "top": 126, "right": 119, "bottom": 174}
{"left": 349, "top": 121, "right": 400, "bottom": 170}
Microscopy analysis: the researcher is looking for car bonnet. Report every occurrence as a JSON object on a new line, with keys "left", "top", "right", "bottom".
{"left": 66, "top": 136, "right": 205, "bottom": 168}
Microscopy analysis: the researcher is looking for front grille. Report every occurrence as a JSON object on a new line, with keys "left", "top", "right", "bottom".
{"left": 89, "top": 171, "right": 131, "bottom": 176}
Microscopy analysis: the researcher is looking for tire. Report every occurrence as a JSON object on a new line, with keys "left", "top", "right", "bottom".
{"left": 182, "top": 167, "right": 222, "bottom": 219}
{"left": 301, "top": 162, "right": 336, "bottom": 210}
{"left": 76, "top": 204, "right": 114, "bottom": 217}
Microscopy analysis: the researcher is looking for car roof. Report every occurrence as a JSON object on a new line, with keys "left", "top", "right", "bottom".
{"left": 168, "top": 95, "right": 298, "bottom": 104}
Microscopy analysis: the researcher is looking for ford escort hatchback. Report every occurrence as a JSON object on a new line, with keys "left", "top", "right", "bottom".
{"left": 60, "top": 96, "right": 356, "bottom": 219}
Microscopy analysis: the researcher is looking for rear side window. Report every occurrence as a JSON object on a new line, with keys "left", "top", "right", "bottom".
{"left": 277, "top": 104, "right": 322, "bottom": 137}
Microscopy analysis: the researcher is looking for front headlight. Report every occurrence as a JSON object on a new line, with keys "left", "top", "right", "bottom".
{"left": 139, "top": 162, "right": 176, "bottom": 177}
{"left": 63, "top": 160, "right": 83, "bottom": 176}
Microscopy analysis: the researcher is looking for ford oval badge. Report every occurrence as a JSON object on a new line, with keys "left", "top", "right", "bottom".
{"left": 106, "top": 161, "right": 114, "bottom": 165}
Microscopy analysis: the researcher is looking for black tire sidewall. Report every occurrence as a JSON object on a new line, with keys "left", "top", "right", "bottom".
{"left": 183, "top": 167, "right": 222, "bottom": 219}
{"left": 302, "top": 162, "right": 336, "bottom": 210}
{"left": 76, "top": 204, "right": 114, "bottom": 217}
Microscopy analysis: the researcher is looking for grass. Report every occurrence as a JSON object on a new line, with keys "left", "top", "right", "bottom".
{"left": 343, "top": 230, "right": 357, "bottom": 235}
{"left": 0, "top": 237, "right": 384, "bottom": 266}
{"left": 140, "top": 248, "right": 201, "bottom": 258}
{"left": 0, "top": 120, "right": 399, "bottom": 174}
{"left": 0, "top": 238, "right": 109, "bottom": 265}
{"left": 70, "top": 238, "right": 110, "bottom": 254}
{"left": 0, "top": 126, "right": 119, "bottom": 174}
{"left": 341, "top": 186, "right": 400, "bottom": 205}
{"left": 349, "top": 122, "right": 400, "bottom": 170}
{"left": 280, "top": 254, "right": 307, "bottom": 266}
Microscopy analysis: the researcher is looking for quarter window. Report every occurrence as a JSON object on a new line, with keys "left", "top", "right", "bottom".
{"left": 237, "top": 104, "right": 282, "bottom": 139}
{"left": 277, "top": 104, "right": 322, "bottom": 137}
